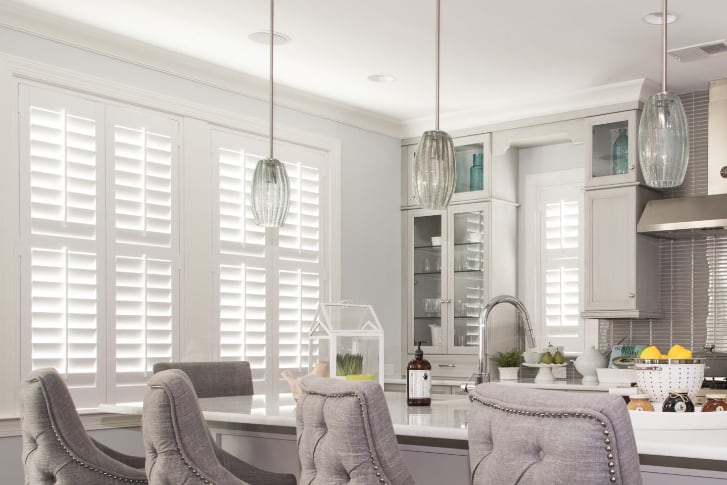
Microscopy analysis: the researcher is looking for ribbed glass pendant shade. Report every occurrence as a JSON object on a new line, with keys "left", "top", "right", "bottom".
{"left": 251, "top": 157, "right": 290, "bottom": 227}
{"left": 638, "top": 92, "right": 689, "bottom": 188}
{"left": 414, "top": 130, "right": 456, "bottom": 209}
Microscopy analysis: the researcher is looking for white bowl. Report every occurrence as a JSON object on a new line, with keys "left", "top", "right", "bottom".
{"left": 522, "top": 350, "right": 545, "bottom": 364}
{"left": 596, "top": 368, "right": 638, "bottom": 384}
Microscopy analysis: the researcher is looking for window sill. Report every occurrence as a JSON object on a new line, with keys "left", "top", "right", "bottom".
{"left": 0, "top": 412, "right": 141, "bottom": 438}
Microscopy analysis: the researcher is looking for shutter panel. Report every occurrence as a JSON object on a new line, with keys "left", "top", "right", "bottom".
{"left": 542, "top": 195, "right": 582, "bottom": 348}
{"left": 108, "top": 106, "right": 179, "bottom": 400}
{"left": 279, "top": 162, "right": 320, "bottom": 258}
{"left": 20, "top": 85, "right": 105, "bottom": 407}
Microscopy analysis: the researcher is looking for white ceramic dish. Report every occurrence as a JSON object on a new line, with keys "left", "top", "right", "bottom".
{"left": 522, "top": 350, "right": 545, "bottom": 364}
{"left": 596, "top": 368, "right": 638, "bottom": 384}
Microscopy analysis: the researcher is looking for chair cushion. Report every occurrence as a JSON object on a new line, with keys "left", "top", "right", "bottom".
{"left": 468, "top": 383, "right": 642, "bottom": 485}
{"left": 297, "top": 376, "right": 417, "bottom": 485}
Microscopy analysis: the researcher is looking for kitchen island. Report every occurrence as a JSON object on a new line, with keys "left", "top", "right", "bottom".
{"left": 100, "top": 390, "right": 727, "bottom": 484}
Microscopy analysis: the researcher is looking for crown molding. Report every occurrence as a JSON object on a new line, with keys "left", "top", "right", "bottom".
{"left": 0, "top": 2, "right": 405, "bottom": 138}
{"left": 401, "top": 79, "right": 651, "bottom": 139}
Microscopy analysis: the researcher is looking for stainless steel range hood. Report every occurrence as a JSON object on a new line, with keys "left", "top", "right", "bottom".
{"left": 637, "top": 79, "right": 727, "bottom": 239}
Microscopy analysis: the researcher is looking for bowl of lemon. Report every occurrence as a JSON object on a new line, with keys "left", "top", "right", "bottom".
{"left": 632, "top": 344, "right": 704, "bottom": 403}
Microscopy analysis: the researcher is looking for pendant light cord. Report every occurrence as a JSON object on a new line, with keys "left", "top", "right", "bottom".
{"left": 435, "top": 0, "right": 440, "bottom": 131}
{"left": 269, "top": 0, "right": 275, "bottom": 158}
{"left": 661, "top": 0, "right": 667, "bottom": 93}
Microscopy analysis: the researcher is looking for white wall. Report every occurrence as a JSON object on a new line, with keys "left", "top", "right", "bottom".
{"left": 0, "top": 25, "right": 403, "bottom": 418}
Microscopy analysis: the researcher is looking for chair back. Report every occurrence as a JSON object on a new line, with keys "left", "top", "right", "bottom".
{"left": 143, "top": 369, "right": 295, "bottom": 485}
{"left": 21, "top": 368, "right": 147, "bottom": 484}
{"left": 468, "top": 383, "right": 642, "bottom": 485}
{"left": 152, "top": 361, "right": 254, "bottom": 398}
{"left": 296, "top": 376, "right": 417, "bottom": 485}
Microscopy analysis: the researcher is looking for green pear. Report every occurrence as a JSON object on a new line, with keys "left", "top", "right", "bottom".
{"left": 553, "top": 350, "right": 564, "bottom": 364}
{"left": 541, "top": 352, "right": 554, "bottom": 364}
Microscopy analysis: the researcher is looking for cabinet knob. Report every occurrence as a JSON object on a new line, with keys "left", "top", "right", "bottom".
{"left": 630, "top": 165, "right": 635, "bottom": 171}
{"left": 440, "top": 298, "right": 451, "bottom": 304}
{"left": 628, "top": 293, "right": 635, "bottom": 299}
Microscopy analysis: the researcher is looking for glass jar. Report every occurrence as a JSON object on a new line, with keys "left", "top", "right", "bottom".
{"left": 662, "top": 389, "right": 695, "bottom": 413}
{"left": 612, "top": 128, "right": 628, "bottom": 175}
{"left": 469, "top": 153, "right": 483, "bottom": 191}
{"left": 701, "top": 394, "right": 727, "bottom": 412}
{"left": 627, "top": 394, "right": 654, "bottom": 412}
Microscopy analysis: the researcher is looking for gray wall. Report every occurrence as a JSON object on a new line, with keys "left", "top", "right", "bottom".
{"left": 599, "top": 91, "right": 727, "bottom": 355}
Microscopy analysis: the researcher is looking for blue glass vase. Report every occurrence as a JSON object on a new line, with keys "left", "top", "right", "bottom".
{"left": 469, "top": 153, "right": 483, "bottom": 191}
{"left": 612, "top": 128, "right": 628, "bottom": 175}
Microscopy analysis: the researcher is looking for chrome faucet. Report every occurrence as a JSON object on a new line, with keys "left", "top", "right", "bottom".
{"left": 461, "top": 295, "right": 536, "bottom": 392}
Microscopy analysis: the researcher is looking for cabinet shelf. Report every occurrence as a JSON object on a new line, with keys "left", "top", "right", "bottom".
{"left": 454, "top": 269, "right": 482, "bottom": 274}
{"left": 414, "top": 316, "right": 441, "bottom": 320}
{"left": 453, "top": 241, "right": 482, "bottom": 247}
{"left": 414, "top": 245, "right": 442, "bottom": 250}
{"left": 414, "top": 271, "right": 441, "bottom": 276}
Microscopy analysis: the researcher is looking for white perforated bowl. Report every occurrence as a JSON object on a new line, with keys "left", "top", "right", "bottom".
{"left": 633, "top": 361, "right": 704, "bottom": 403}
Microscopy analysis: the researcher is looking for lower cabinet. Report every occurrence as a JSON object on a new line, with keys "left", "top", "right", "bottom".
{"left": 583, "top": 185, "right": 662, "bottom": 319}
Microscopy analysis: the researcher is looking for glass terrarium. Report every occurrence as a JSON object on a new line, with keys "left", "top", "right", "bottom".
{"left": 308, "top": 303, "right": 384, "bottom": 386}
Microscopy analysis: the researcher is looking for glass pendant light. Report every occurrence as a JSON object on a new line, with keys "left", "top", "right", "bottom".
{"left": 251, "top": 0, "right": 290, "bottom": 227}
{"left": 414, "top": 0, "right": 455, "bottom": 210}
{"left": 638, "top": 0, "right": 689, "bottom": 189}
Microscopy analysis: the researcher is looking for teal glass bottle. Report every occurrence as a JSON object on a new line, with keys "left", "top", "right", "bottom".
{"left": 469, "top": 153, "right": 483, "bottom": 191}
{"left": 612, "top": 128, "right": 628, "bottom": 175}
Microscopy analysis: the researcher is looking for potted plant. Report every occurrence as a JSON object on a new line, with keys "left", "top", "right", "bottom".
{"left": 494, "top": 348, "right": 522, "bottom": 380}
{"left": 336, "top": 352, "right": 374, "bottom": 380}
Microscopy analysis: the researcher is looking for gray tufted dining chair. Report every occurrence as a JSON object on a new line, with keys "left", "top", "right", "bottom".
{"left": 296, "top": 375, "right": 418, "bottom": 485}
{"left": 468, "top": 383, "right": 642, "bottom": 485}
{"left": 21, "top": 368, "right": 148, "bottom": 485}
{"left": 142, "top": 369, "right": 296, "bottom": 485}
{"left": 152, "top": 361, "right": 254, "bottom": 398}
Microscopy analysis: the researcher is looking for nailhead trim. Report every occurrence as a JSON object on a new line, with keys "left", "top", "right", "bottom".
{"left": 47, "top": 417, "right": 147, "bottom": 483}
{"left": 303, "top": 390, "right": 388, "bottom": 485}
{"left": 470, "top": 395, "right": 618, "bottom": 484}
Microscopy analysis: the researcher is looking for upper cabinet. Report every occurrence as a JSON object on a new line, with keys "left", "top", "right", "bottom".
{"left": 401, "top": 133, "right": 491, "bottom": 208}
{"left": 585, "top": 111, "right": 642, "bottom": 188}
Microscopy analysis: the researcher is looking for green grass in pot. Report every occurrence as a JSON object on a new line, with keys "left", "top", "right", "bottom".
{"left": 336, "top": 352, "right": 364, "bottom": 376}
{"left": 494, "top": 349, "right": 523, "bottom": 368}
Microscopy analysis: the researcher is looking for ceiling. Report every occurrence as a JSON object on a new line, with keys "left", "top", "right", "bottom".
{"left": 4, "top": 0, "right": 727, "bottom": 137}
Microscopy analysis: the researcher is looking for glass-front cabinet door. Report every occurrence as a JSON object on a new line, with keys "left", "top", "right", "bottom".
{"left": 406, "top": 204, "right": 488, "bottom": 356}
{"left": 585, "top": 110, "right": 641, "bottom": 187}
{"left": 451, "top": 134, "right": 490, "bottom": 203}
{"left": 410, "top": 212, "right": 446, "bottom": 353}
{"left": 447, "top": 204, "right": 487, "bottom": 354}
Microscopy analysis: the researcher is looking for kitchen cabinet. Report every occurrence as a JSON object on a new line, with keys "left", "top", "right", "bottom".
{"left": 402, "top": 201, "right": 517, "bottom": 378}
{"left": 585, "top": 110, "right": 642, "bottom": 188}
{"left": 400, "top": 134, "right": 491, "bottom": 209}
{"left": 582, "top": 185, "right": 662, "bottom": 318}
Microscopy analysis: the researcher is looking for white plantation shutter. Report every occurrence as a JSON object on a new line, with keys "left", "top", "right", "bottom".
{"left": 540, "top": 191, "right": 582, "bottom": 351}
{"left": 213, "top": 128, "right": 327, "bottom": 393}
{"left": 20, "top": 85, "right": 105, "bottom": 406}
{"left": 20, "top": 85, "right": 179, "bottom": 406}
{"left": 108, "top": 106, "right": 179, "bottom": 401}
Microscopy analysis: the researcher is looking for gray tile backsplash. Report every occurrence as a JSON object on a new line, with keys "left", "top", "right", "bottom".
{"left": 598, "top": 91, "right": 727, "bottom": 358}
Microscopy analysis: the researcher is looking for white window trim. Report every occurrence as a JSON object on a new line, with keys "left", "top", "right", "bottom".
{"left": 521, "top": 168, "right": 596, "bottom": 354}
{"left": 2, "top": 54, "right": 342, "bottom": 416}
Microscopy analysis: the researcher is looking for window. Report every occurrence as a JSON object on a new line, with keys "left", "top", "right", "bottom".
{"left": 521, "top": 164, "right": 585, "bottom": 354}
{"left": 19, "top": 84, "right": 179, "bottom": 406}
{"left": 213, "top": 129, "right": 326, "bottom": 395}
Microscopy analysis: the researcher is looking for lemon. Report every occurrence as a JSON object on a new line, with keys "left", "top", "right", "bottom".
{"left": 667, "top": 344, "right": 692, "bottom": 359}
{"left": 638, "top": 345, "right": 662, "bottom": 359}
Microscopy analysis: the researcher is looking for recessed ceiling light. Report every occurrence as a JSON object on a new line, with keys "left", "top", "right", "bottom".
{"left": 248, "top": 31, "right": 291, "bottom": 45}
{"left": 642, "top": 12, "right": 678, "bottom": 25}
{"left": 367, "top": 74, "right": 396, "bottom": 83}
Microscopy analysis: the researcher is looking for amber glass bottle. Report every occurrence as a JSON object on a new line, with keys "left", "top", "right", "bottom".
{"left": 407, "top": 341, "right": 431, "bottom": 406}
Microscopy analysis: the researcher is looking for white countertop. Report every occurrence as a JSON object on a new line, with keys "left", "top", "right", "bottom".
{"left": 100, "top": 389, "right": 727, "bottom": 461}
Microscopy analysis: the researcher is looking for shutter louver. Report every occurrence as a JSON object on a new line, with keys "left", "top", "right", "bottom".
{"left": 29, "top": 106, "right": 97, "bottom": 239}
{"left": 114, "top": 125, "right": 173, "bottom": 247}
{"left": 219, "top": 264, "right": 267, "bottom": 378}
{"left": 30, "top": 248, "right": 98, "bottom": 386}
{"left": 115, "top": 255, "right": 174, "bottom": 384}
{"left": 278, "top": 269, "right": 319, "bottom": 371}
